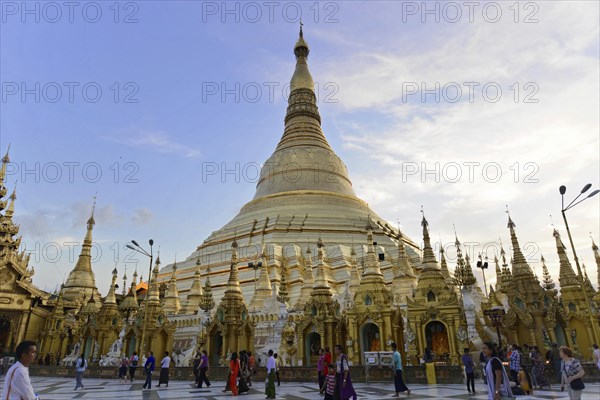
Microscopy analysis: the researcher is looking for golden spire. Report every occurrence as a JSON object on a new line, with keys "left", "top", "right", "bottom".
{"left": 200, "top": 261, "right": 215, "bottom": 312}
{"left": 62, "top": 198, "right": 99, "bottom": 302}
{"left": 397, "top": 230, "right": 415, "bottom": 278}
{"left": 119, "top": 269, "right": 140, "bottom": 313}
{"left": 277, "top": 265, "right": 290, "bottom": 305}
{"left": 592, "top": 236, "right": 600, "bottom": 289}
{"left": 420, "top": 209, "right": 440, "bottom": 270}
{"left": 488, "top": 286, "right": 503, "bottom": 308}
{"left": 294, "top": 244, "right": 315, "bottom": 310}
{"left": 349, "top": 245, "right": 361, "bottom": 289}
{"left": 146, "top": 255, "right": 161, "bottom": 306}
{"left": 163, "top": 256, "right": 181, "bottom": 314}
{"left": 453, "top": 234, "right": 475, "bottom": 287}
{"left": 104, "top": 267, "right": 118, "bottom": 305}
{"left": 553, "top": 228, "right": 580, "bottom": 288}
{"left": 4, "top": 185, "right": 16, "bottom": 217}
{"left": 185, "top": 257, "right": 204, "bottom": 313}
{"left": 506, "top": 210, "right": 534, "bottom": 277}
{"left": 439, "top": 244, "right": 452, "bottom": 285}
{"left": 122, "top": 266, "right": 128, "bottom": 296}
{"left": 0, "top": 144, "right": 10, "bottom": 184}
{"left": 314, "top": 237, "right": 331, "bottom": 292}
{"left": 363, "top": 217, "right": 384, "bottom": 279}
{"left": 224, "top": 239, "right": 243, "bottom": 295}
{"left": 291, "top": 21, "right": 314, "bottom": 92}
{"left": 494, "top": 255, "right": 503, "bottom": 290}
{"left": 540, "top": 255, "right": 557, "bottom": 295}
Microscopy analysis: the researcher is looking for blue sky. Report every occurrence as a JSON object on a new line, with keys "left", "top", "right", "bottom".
{"left": 1, "top": 1, "right": 599, "bottom": 295}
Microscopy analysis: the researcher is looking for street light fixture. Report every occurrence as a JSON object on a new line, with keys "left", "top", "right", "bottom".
{"left": 476, "top": 253, "right": 489, "bottom": 297}
{"left": 126, "top": 239, "right": 154, "bottom": 356}
{"left": 559, "top": 183, "right": 600, "bottom": 345}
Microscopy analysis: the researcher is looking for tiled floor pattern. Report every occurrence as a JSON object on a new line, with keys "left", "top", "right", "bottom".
{"left": 1, "top": 377, "right": 599, "bottom": 399}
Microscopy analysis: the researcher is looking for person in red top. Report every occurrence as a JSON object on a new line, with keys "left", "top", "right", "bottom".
{"left": 322, "top": 346, "right": 332, "bottom": 389}
{"left": 229, "top": 352, "right": 240, "bottom": 396}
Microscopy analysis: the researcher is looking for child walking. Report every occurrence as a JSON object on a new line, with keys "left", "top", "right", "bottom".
{"left": 321, "top": 364, "right": 336, "bottom": 400}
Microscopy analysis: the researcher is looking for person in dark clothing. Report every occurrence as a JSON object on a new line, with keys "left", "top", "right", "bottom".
{"left": 142, "top": 351, "right": 155, "bottom": 390}
{"left": 462, "top": 348, "right": 475, "bottom": 393}
{"left": 197, "top": 350, "right": 211, "bottom": 388}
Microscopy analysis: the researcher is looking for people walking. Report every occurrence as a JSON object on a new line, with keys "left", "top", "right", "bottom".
{"left": 548, "top": 343, "right": 562, "bottom": 382}
{"left": 228, "top": 352, "right": 240, "bottom": 396}
{"left": 129, "top": 351, "right": 139, "bottom": 382}
{"left": 142, "top": 351, "right": 155, "bottom": 390}
{"left": 247, "top": 351, "right": 255, "bottom": 387}
{"left": 592, "top": 344, "right": 600, "bottom": 371}
{"left": 197, "top": 350, "right": 211, "bottom": 388}
{"left": 74, "top": 353, "right": 87, "bottom": 390}
{"left": 274, "top": 353, "right": 281, "bottom": 386}
{"left": 461, "top": 348, "right": 475, "bottom": 394}
{"left": 391, "top": 342, "right": 410, "bottom": 397}
{"left": 321, "top": 364, "right": 336, "bottom": 400}
{"left": 193, "top": 351, "right": 201, "bottom": 386}
{"left": 1, "top": 340, "right": 39, "bottom": 400}
{"left": 508, "top": 344, "right": 521, "bottom": 384}
{"left": 118, "top": 356, "right": 129, "bottom": 383}
{"left": 559, "top": 346, "right": 585, "bottom": 400}
{"left": 157, "top": 351, "right": 170, "bottom": 388}
{"left": 479, "top": 350, "right": 488, "bottom": 384}
{"left": 334, "top": 344, "right": 357, "bottom": 400}
{"left": 481, "top": 341, "right": 513, "bottom": 400}
{"left": 531, "top": 346, "right": 549, "bottom": 389}
{"left": 317, "top": 348, "right": 325, "bottom": 392}
{"left": 238, "top": 350, "right": 250, "bottom": 394}
{"left": 265, "top": 350, "right": 276, "bottom": 399}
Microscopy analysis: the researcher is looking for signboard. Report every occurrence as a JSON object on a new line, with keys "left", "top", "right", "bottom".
{"left": 363, "top": 352, "right": 379, "bottom": 365}
{"left": 379, "top": 351, "right": 394, "bottom": 367}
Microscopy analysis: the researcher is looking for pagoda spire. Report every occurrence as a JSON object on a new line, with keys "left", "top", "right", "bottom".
{"left": 200, "top": 262, "right": 215, "bottom": 312}
{"left": 62, "top": 198, "right": 99, "bottom": 303}
{"left": 252, "top": 243, "right": 273, "bottom": 307}
{"left": 122, "top": 267, "right": 128, "bottom": 296}
{"left": 185, "top": 257, "right": 204, "bottom": 314}
{"left": 494, "top": 255, "right": 503, "bottom": 291}
{"left": 225, "top": 239, "right": 243, "bottom": 295}
{"left": 349, "top": 246, "right": 361, "bottom": 290}
{"left": 293, "top": 244, "right": 315, "bottom": 310}
{"left": 592, "top": 237, "right": 600, "bottom": 289}
{"left": 439, "top": 245, "right": 453, "bottom": 286}
{"left": 4, "top": 185, "right": 16, "bottom": 218}
{"left": 553, "top": 228, "right": 580, "bottom": 288}
{"left": 397, "top": 230, "right": 415, "bottom": 278}
{"left": 420, "top": 210, "right": 440, "bottom": 270}
{"left": 506, "top": 211, "right": 534, "bottom": 277}
{"left": 363, "top": 218, "right": 384, "bottom": 279}
{"left": 276, "top": 265, "right": 290, "bottom": 305}
{"left": 0, "top": 144, "right": 10, "bottom": 185}
{"left": 312, "top": 238, "right": 333, "bottom": 297}
{"left": 104, "top": 267, "right": 118, "bottom": 305}
{"left": 163, "top": 257, "right": 181, "bottom": 315}
{"left": 540, "top": 255, "right": 557, "bottom": 295}
{"left": 146, "top": 255, "right": 161, "bottom": 306}
{"left": 454, "top": 235, "right": 476, "bottom": 287}
{"left": 119, "top": 269, "right": 139, "bottom": 314}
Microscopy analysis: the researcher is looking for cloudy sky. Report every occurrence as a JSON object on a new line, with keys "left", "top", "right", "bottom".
{"left": 1, "top": 1, "right": 598, "bottom": 296}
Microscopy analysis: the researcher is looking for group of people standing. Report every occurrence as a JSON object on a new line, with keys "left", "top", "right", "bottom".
{"left": 474, "top": 341, "right": 591, "bottom": 400}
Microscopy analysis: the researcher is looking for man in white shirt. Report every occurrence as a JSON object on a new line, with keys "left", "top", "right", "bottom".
{"left": 2, "top": 340, "right": 39, "bottom": 400}
{"left": 157, "top": 351, "right": 171, "bottom": 388}
{"left": 265, "top": 350, "right": 276, "bottom": 399}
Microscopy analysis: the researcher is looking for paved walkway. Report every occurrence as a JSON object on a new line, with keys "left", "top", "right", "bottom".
{"left": 1, "top": 377, "right": 598, "bottom": 399}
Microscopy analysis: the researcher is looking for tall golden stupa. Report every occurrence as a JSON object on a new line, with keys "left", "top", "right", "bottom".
{"left": 159, "top": 27, "right": 422, "bottom": 309}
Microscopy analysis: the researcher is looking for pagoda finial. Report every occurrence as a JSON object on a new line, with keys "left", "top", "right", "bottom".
{"left": 299, "top": 18, "right": 303, "bottom": 37}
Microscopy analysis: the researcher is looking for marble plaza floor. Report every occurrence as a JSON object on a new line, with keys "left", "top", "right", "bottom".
{"left": 1, "top": 377, "right": 599, "bottom": 400}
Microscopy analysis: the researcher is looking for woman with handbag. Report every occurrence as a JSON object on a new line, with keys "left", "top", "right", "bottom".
{"left": 333, "top": 344, "right": 357, "bottom": 400}
{"left": 482, "top": 341, "right": 514, "bottom": 400}
{"left": 559, "top": 346, "right": 585, "bottom": 400}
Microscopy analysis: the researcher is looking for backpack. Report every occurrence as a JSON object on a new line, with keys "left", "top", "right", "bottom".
{"left": 131, "top": 356, "right": 138, "bottom": 367}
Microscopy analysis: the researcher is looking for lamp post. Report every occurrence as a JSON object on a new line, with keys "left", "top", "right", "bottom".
{"left": 476, "top": 253, "right": 489, "bottom": 297}
{"left": 484, "top": 307, "right": 505, "bottom": 349}
{"left": 559, "top": 184, "right": 600, "bottom": 345}
{"left": 126, "top": 239, "right": 154, "bottom": 356}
